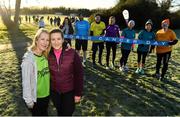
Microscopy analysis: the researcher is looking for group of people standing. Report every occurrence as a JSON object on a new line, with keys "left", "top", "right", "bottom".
{"left": 78, "top": 14, "right": 178, "bottom": 81}
{"left": 48, "top": 16, "right": 61, "bottom": 26}
{"left": 21, "top": 13, "right": 178, "bottom": 116}
{"left": 71, "top": 13, "right": 178, "bottom": 82}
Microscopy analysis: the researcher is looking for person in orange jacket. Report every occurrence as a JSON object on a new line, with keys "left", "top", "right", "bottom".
{"left": 154, "top": 19, "right": 178, "bottom": 82}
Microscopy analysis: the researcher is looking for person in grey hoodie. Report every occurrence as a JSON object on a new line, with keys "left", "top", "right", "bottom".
{"left": 39, "top": 16, "right": 45, "bottom": 29}
{"left": 21, "top": 28, "right": 50, "bottom": 116}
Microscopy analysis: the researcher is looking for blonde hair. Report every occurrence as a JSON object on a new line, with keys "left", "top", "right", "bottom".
{"left": 29, "top": 28, "right": 50, "bottom": 58}
{"left": 109, "top": 16, "right": 115, "bottom": 25}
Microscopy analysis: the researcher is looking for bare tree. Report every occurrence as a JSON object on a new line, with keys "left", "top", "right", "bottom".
{"left": 156, "top": 0, "right": 180, "bottom": 11}
{"left": 14, "top": 0, "right": 21, "bottom": 28}
{"left": 8, "top": 0, "right": 11, "bottom": 16}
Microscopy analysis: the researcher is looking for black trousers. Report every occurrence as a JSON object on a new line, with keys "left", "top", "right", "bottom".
{"left": 75, "top": 39, "right": 88, "bottom": 51}
{"left": 92, "top": 42, "right": 104, "bottom": 64}
{"left": 51, "top": 90, "right": 75, "bottom": 116}
{"left": 120, "top": 49, "right": 131, "bottom": 67}
{"left": 137, "top": 51, "right": 148, "bottom": 64}
{"left": 106, "top": 42, "right": 117, "bottom": 67}
{"left": 30, "top": 96, "right": 49, "bottom": 116}
{"left": 156, "top": 51, "right": 171, "bottom": 78}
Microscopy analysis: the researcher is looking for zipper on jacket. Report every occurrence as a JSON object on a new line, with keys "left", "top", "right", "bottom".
{"left": 51, "top": 50, "right": 62, "bottom": 72}
{"left": 57, "top": 51, "right": 63, "bottom": 72}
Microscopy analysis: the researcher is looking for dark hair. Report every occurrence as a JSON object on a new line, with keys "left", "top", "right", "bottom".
{"left": 40, "top": 16, "right": 44, "bottom": 20}
{"left": 50, "top": 28, "right": 64, "bottom": 37}
{"left": 95, "top": 14, "right": 101, "bottom": 17}
{"left": 78, "top": 13, "right": 83, "bottom": 17}
{"left": 49, "top": 29, "right": 67, "bottom": 51}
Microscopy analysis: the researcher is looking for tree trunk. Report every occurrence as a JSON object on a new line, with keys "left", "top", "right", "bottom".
{"left": 14, "top": 0, "right": 21, "bottom": 29}
{"left": 8, "top": 0, "right": 11, "bottom": 16}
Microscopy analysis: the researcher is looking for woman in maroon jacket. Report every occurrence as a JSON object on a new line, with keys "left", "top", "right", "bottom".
{"left": 48, "top": 29, "right": 83, "bottom": 116}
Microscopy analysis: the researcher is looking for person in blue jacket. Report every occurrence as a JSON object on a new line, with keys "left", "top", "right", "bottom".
{"left": 75, "top": 13, "right": 90, "bottom": 67}
{"left": 135, "top": 19, "right": 155, "bottom": 74}
{"left": 119, "top": 20, "right": 136, "bottom": 72}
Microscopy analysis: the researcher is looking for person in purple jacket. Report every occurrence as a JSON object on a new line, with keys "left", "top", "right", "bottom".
{"left": 105, "top": 16, "right": 120, "bottom": 69}
{"left": 48, "top": 29, "right": 83, "bottom": 116}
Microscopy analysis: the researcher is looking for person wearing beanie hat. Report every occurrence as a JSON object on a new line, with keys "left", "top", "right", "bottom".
{"left": 154, "top": 18, "right": 178, "bottom": 82}
{"left": 129, "top": 20, "right": 136, "bottom": 51}
{"left": 145, "top": 19, "right": 153, "bottom": 25}
{"left": 146, "top": 19, "right": 155, "bottom": 53}
{"left": 119, "top": 20, "right": 136, "bottom": 72}
{"left": 161, "top": 19, "right": 170, "bottom": 26}
{"left": 135, "top": 19, "right": 155, "bottom": 75}
{"left": 128, "top": 20, "right": 135, "bottom": 27}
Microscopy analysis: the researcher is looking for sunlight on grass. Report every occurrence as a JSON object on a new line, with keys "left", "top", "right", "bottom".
{"left": 0, "top": 15, "right": 180, "bottom": 116}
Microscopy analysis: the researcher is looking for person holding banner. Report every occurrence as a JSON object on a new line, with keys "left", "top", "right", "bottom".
{"left": 90, "top": 14, "right": 106, "bottom": 67}
{"left": 21, "top": 29, "right": 50, "bottom": 116}
{"left": 154, "top": 19, "right": 178, "bottom": 81}
{"left": 135, "top": 19, "right": 155, "bottom": 74}
{"left": 119, "top": 20, "right": 136, "bottom": 72}
{"left": 105, "top": 16, "right": 121, "bottom": 69}
{"left": 48, "top": 29, "right": 83, "bottom": 116}
{"left": 75, "top": 13, "right": 90, "bottom": 67}
{"left": 60, "top": 17, "right": 74, "bottom": 46}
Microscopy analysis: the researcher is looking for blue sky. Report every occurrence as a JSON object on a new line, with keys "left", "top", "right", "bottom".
{"left": 3, "top": 0, "right": 117, "bottom": 9}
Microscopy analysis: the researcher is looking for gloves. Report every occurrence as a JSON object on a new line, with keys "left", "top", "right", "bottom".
{"left": 168, "top": 40, "right": 178, "bottom": 45}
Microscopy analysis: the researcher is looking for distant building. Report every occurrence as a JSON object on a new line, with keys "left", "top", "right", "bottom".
{"left": 55, "top": 12, "right": 63, "bottom": 15}
{"left": 70, "top": 13, "right": 77, "bottom": 17}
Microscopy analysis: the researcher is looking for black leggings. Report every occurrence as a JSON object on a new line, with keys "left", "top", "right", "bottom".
{"left": 51, "top": 90, "right": 75, "bottom": 116}
{"left": 156, "top": 51, "right": 171, "bottom": 78}
{"left": 137, "top": 51, "right": 148, "bottom": 64}
{"left": 106, "top": 42, "right": 117, "bottom": 67}
{"left": 92, "top": 42, "right": 104, "bottom": 64}
{"left": 30, "top": 96, "right": 49, "bottom": 116}
{"left": 120, "top": 49, "right": 131, "bottom": 67}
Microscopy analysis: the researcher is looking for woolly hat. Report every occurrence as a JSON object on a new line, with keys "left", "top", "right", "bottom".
{"left": 161, "top": 19, "right": 170, "bottom": 26}
{"left": 145, "top": 19, "right": 153, "bottom": 25}
{"left": 128, "top": 20, "right": 135, "bottom": 26}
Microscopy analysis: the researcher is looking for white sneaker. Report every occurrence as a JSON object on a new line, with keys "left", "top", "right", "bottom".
{"left": 82, "top": 62, "right": 86, "bottom": 68}
{"left": 106, "top": 66, "right": 110, "bottom": 70}
{"left": 135, "top": 68, "right": 140, "bottom": 74}
{"left": 139, "top": 68, "right": 145, "bottom": 75}
{"left": 124, "top": 66, "right": 129, "bottom": 71}
{"left": 119, "top": 67, "right": 124, "bottom": 72}
{"left": 110, "top": 64, "right": 115, "bottom": 69}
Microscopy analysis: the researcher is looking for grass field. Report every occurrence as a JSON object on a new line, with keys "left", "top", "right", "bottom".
{"left": 0, "top": 16, "right": 180, "bottom": 116}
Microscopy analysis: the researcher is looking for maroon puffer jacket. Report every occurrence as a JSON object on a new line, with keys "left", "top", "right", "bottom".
{"left": 48, "top": 48, "right": 83, "bottom": 96}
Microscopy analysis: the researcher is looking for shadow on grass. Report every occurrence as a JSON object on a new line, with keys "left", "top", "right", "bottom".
{"left": 1, "top": 15, "right": 180, "bottom": 116}
{"left": 1, "top": 16, "right": 33, "bottom": 115}
{"left": 74, "top": 60, "right": 180, "bottom": 116}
